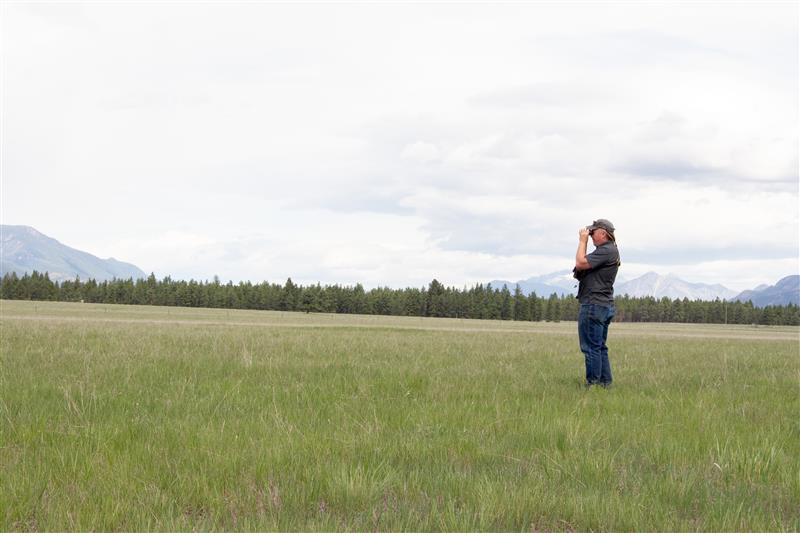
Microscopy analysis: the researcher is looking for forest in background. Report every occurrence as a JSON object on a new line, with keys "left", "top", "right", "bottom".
{"left": 1, "top": 271, "right": 797, "bottom": 325}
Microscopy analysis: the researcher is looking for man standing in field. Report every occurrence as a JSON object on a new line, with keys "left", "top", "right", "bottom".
{"left": 574, "top": 219, "right": 620, "bottom": 388}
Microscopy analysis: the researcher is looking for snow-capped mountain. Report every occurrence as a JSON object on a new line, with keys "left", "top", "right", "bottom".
{"left": 490, "top": 270, "right": 739, "bottom": 301}
{"left": 615, "top": 272, "right": 736, "bottom": 300}
{"left": 488, "top": 270, "right": 576, "bottom": 297}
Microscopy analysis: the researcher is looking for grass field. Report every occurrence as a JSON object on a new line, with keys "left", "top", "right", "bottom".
{"left": 1, "top": 300, "right": 798, "bottom": 531}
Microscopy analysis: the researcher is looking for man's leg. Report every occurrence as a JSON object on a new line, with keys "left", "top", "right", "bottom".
{"left": 579, "top": 304, "right": 603, "bottom": 384}
{"left": 599, "top": 306, "right": 615, "bottom": 385}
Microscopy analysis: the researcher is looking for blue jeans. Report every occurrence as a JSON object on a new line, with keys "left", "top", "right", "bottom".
{"left": 578, "top": 304, "right": 615, "bottom": 385}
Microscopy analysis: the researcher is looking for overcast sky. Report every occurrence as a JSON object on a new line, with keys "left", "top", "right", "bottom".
{"left": 2, "top": 2, "right": 798, "bottom": 291}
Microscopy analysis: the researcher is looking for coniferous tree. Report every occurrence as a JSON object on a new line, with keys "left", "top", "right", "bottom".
{"left": 426, "top": 279, "right": 447, "bottom": 317}
{"left": 499, "top": 285, "right": 513, "bottom": 320}
{"left": 525, "top": 292, "right": 540, "bottom": 322}
{"left": 545, "top": 293, "right": 560, "bottom": 322}
{"left": 513, "top": 285, "right": 529, "bottom": 321}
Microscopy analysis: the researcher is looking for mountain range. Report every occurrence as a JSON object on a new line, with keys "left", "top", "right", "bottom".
{"left": 1, "top": 225, "right": 145, "bottom": 282}
{"left": 616, "top": 272, "right": 738, "bottom": 301}
{"left": 1, "top": 225, "right": 797, "bottom": 307}
{"left": 489, "top": 271, "right": 798, "bottom": 307}
{"left": 488, "top": 271, "right": 576, "bottom": 297}
{"left": 731, "top": 275, "right": 799, "bottom": 307}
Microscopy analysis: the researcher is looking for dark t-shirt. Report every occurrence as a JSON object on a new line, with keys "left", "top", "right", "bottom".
{"left": 576, "top": 241, "right": 620, "bottom": 305}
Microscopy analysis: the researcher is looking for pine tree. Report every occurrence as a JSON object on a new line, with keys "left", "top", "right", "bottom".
{"left": 426, "top": 279, "right": 447, "bottom": 317}
{"left": 513, "top": 285, "right": 529, "bottom": 321}
{"left": 499, "top": 285, "right": 513, "bottom": 320}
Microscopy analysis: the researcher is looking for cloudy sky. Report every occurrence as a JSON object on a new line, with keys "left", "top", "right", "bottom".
{"left": 3, "top": 2, "right": 798, "bottom": 291}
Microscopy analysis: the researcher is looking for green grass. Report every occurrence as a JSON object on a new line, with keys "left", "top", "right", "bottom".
{"left": 1, "top": 300, "right": 798, "bottom": 531}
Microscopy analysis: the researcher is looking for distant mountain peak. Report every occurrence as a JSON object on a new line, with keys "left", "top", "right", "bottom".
{"left": 0, "top": 225, "right": 146, "bottom": 282}
{"left": 490, "top": 269, "right": 746, "bottom": 300}
{"left": 489, "top": 269, "right": 576, "bottom": 297}
{"left": 733, "top": 275, "right": 799, "bottom": 307}
{"left": 616, "top": 272, "right": 736, "bottom": 301}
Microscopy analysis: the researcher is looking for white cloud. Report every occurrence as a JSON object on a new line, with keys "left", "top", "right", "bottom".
{"left": 400, "top": 141, "right": 441, "bottom": 163}
{"left": 615, "top": 183, "right": 798, "bottom": 255}
{"left": 2, "top": 2, "right": 797, "bottom": 291}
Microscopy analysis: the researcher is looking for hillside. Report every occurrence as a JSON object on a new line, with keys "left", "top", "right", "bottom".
{"left": 1, "top": 225, "right": 146, "bottom": 282}
{"left": 733, "top": 275, "right": 799, "bottom": 307}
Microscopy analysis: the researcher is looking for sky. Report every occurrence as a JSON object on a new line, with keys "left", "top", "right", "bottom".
{"left": 2, "top": 2, "right": 798, "bottom": 292}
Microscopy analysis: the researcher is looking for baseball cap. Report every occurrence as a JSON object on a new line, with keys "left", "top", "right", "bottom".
{"left": 587, "top": 219, "right": 615, "bottom": 237}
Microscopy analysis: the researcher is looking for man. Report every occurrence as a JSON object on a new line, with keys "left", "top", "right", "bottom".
{"left": 573, "top": 219, "right": 620, "bottom": 388}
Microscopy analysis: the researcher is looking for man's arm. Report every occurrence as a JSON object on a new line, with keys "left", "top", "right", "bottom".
{"left": 575, "top": 228, "right": 591, "bottom": 271}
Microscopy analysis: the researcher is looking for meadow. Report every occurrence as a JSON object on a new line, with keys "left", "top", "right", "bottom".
{"left": 1, "top": 300, "right": 798, "bottom": 531}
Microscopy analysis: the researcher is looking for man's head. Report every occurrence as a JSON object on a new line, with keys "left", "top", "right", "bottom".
{"left": 587, "top": 219, "right": 615, "bottom": 245}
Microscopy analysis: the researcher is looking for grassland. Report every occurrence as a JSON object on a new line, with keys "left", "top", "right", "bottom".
{"left": 1, "top": 300, "right": 798, "bottom": 531}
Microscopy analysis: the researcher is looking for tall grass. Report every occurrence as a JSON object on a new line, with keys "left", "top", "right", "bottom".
{"left": 1, "top": 300, "right": 798, "bottom": 531}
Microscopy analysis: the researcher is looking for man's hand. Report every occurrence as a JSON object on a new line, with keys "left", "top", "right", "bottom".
{"left": 575, "top": 227, "right": 591, "bottom": 270}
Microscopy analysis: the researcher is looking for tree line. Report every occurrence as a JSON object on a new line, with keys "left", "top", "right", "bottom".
{"left": 1, "top": 271, "right": 798, "bottom": 326}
